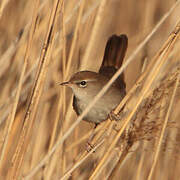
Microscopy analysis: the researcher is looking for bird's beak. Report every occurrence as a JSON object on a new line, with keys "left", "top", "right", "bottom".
{"left": 59, "top": 81, "right": 70, "bottom": 86}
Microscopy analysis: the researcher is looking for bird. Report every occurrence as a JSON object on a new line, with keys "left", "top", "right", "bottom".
{"left": 60, "top": 34, "right": 128, "bottom": 128}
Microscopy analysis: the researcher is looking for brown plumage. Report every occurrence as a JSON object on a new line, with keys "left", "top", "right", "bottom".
{"left": 60, "top": 34, "right": 128, "bottom": 126}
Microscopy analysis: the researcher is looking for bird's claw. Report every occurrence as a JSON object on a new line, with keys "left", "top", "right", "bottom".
{"left": 86, "top": 142, "right": 95, "bottom": 152}
{"left": 109, "top": 111, "right": 121, "bottom": 121}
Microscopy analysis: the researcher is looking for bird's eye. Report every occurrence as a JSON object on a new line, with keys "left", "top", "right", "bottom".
{"left": 79, "top": 81, "right": 87, "bottom": 87}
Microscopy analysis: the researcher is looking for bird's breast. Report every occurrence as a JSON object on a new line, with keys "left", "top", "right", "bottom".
{"left": 73, "top": 93, "right": 122, "bottom": 124}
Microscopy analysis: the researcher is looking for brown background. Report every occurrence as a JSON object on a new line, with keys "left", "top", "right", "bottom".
{"left": 0, "top": 0, "right": 180, "bottom": 179}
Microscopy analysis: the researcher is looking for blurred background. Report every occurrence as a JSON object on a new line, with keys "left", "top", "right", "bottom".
{"left": 0, "top": 0, "right": 180, "bottom": 179}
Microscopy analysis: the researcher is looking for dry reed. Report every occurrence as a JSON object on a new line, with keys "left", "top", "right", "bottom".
{"left": 0, "top": 0, "right": 180, "bottom": 179}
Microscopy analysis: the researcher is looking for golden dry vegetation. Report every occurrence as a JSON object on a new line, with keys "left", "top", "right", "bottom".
{"left": 0, "top": 0, "right": 180, "bottom": 179}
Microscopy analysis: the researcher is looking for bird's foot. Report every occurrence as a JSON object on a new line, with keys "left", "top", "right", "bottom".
{"left": 109, "top": 107, "right": 128, "bottom": 122}
{"left": 109, "top": 111, "right": 121, "bottom": 121}
{"left": 86, "top": 141, "right": 95, "bottom": 152}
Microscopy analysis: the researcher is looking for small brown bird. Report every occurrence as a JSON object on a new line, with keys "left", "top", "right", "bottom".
{"left": 60, "top": 34, "right": 128, "bottom": 127}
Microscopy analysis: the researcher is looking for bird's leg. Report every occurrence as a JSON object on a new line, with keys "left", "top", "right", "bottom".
{"left": 86, "top": 123, "right": 99, "bottom": 152}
